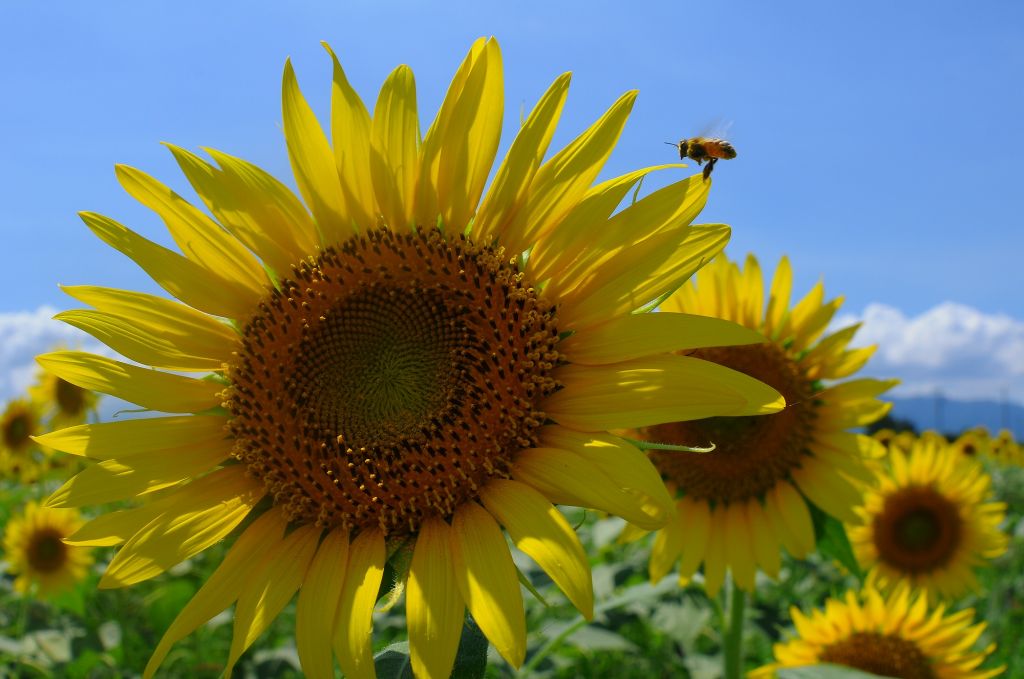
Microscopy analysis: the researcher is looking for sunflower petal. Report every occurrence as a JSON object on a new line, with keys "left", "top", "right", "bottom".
{"left": 99, "top": 466, "right": 264, "bottom": 588}
{"left": 371, "top": 65, "right": 420, "bottom": 231}
{"left": 225, "top": 524, "right": 321, "bottom": 674}
{"left": 408, "top": 517, "right": 465, "bottom": 679}
{"left": 80, "top": 211, "right": 257, "bottom": 319}
{"left": 333, "top": 528, "right": 385, "bottom": 679}
{"left": 559, "top": 312, "right": 767, "bottom": 365}
{"left": 143, "top": 510, "right": 286, "bottom": 679}
{"left": 450, "top": 502, "right": 525, "bottom": 668}
{"left": 546, "top": 354, "right": 784, "bottom": 430}
{"left": 473, "top": 73, "right": 570, "bottom": 244}
{"left": 480, "top": 479, "right": 593, "bottom": 618}
{"left": 33, "top": 415, "right": 227, "bottom": 460}
{"left": 296, "top": 528, "right": 349, "bottom": 679}
{"left": 36, "top": 352, "right": 223, "bottom": 414}
{"left": 282, "top": 59, "right": 351, "bottom": 245}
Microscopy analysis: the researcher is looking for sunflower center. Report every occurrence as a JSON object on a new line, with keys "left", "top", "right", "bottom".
{"left": 3, "top": 413, "right": 32, "bottom": 451}
{"left": 55, "top": 378, "right": 86, "bottom": 416}
{"left": 642, "top": 342, "right": 815, "bottom": 503}
{"left": 821, "top": 632, "right": 935, "bottom": 679}
{"left": 873, "top": 485, "right": 962, "bottom": 573}
{"left": 961, "top": 443, "right": 976, "bottom": 456}
{"left": 227, "top": 227, "right": 560, "bottom": 536}
{"left": 27, "top": 528, "right": 68, "bottom": 574}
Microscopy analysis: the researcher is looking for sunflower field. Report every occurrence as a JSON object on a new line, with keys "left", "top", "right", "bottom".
{"left": 1, "top": 39, "right": 1021, "bottom": 679}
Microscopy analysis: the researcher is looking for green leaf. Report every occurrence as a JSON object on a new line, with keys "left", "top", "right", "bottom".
{"left": 809, "top": 502, "right": 862, "bottom": 579}
{"left": 374, "top": 641, "right": 413, "bottom": 679}
{"left": 778, "top": 663, "right": 894, "bottom": 679}
{"left": 451, "top": 617, "right": 488, "bottom": 679}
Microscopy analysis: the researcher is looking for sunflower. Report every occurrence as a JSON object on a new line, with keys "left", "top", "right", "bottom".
{"left": 30, "top": 359, "right": 100, "bottom": 429}
{"left": 988, "top": 429, "right": 1022, "bottom": 466}
{"left": 632, "top": 253, "right": 895, "bottom": 596}
{"left": 847, "top": 436, "right": 1007, "bottom": 599}
{"left": 752, "top": 583, "right": 1003, "bottom": 679}
{"left": 0, "top": 398, "right": 45, "bottom": 481}
{"left": 3, "top": 501, "right": 92, "bottom": 597}
{"left": 37, "top": 39, "right": 783, "bottom": 679}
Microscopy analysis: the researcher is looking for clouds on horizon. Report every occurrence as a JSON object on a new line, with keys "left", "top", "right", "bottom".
{"left": 1, "top": 302, "right": 1022, "bottom": 407}
{"left": 834, "top": 301, "right": 1024, "bottom": 404}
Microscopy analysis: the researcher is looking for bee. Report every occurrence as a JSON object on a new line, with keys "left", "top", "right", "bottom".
{"left": 666, "top": 137, "right": 737, "bottom": 180}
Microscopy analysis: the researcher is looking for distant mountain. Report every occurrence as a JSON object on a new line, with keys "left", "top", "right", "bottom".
{"left": 888, "top": 396, "right": 1024, "bottom": 439}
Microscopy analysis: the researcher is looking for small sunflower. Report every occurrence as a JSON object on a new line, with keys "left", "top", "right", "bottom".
{"left": 633, "top": 253, "right": 894, "bottom": 595}
{"left": 949, "top": 429, "right": 988, "bottom": 460}
{"left": 848, "top": 437, "right": 1008, "bottom": 599}
{"left": 37, "top": 39, "right": 783, "bottom": 679}
{"left": 752, "top": 583, "right": 1003, "bottom": 679}
{"left": 30, "top": 360, "right": 99, "bottom": 428}
{"left": 3, "top": 501, "right": 92, "bottom": 597}
{"left": 988, "top": 429, "right": 1022, "bottom": 466}
{"left": 0, "top": 399, "right": 45, "bottom": 481}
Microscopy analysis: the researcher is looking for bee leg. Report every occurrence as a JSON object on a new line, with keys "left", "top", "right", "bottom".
{"left": 702, "top": 158, "right": 717, "bottom": 180}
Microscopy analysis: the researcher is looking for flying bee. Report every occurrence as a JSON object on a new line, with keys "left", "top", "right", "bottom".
{"left": 666, "top": 137, "right": 737, "bottom": 180}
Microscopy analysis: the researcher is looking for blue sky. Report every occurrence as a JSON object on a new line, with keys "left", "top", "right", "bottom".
{"left": 2, "top": 0, "right": 1023, "bottom": 403}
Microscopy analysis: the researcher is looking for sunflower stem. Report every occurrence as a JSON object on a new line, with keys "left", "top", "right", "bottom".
{"left": 722, "top": 577, "right": 746, "bottom": 679}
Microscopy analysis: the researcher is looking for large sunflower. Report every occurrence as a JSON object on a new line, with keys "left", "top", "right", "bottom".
{"left": 847, "top": 436, "right": 1008, "bottom": 599}
{"left": 37, "top": 39, "right": 783, "bottom": 679}
{"left": 752, "top": 583, "right": 1003, "bottom": 679}
{"left": 3, "top": 501, "right": 92, "bottom": 597}
{"left": 633, "top": 253, "right": 894, "bottom": 595}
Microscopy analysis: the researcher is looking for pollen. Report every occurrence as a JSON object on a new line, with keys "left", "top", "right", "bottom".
{"left": 641, "top": 342, "right": 815, "bottom": 503}
{"left": 226, "top": 227, "right": 561, "bottom": 537}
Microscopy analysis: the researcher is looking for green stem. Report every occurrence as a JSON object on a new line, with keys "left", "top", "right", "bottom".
{"left": 723, "top": 578, "right": 746, "bottom": 679}
{"left": 519, "top": 613, "right": 589, "bottom": 676}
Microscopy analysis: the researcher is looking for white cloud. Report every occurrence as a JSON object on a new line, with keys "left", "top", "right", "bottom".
{"left": 834, "top": 301, "right": 1024, "bottom": 403}
{"left": 0, "top": 306, "right": 106, "bottom": 401}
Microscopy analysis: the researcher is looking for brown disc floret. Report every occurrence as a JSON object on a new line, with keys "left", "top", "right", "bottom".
{"left": 821, "top": 632, "right": 935, "bottom": 679}
{"left": 226, "top": 227, "right": 561, "bottom": 537}
{"left": 872, "top": 485, "right": 963, "bottom": 574}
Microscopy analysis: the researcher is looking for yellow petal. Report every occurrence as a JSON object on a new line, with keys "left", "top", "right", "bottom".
{"left": 500, "top": 91, "right": 636, "bottom": 254}
{"left": 702, "top": 507, "right": 728, "bottom": 597}
{"left": 544, "top": 172, "right": 708, "bottom": 296}
{"left": 769, "top": 481, "right": 815, "bottom": 558}
{"left": 333, "top": 528, "right": 385, "bottom": 679}
{"left": 226, "top": 524, "right": 321, "bottom": 674}
{"left": 371, "top": 64, "right": 420, "bottom": 231}
{"left": 649, "top": 508, "right": 685, "bottom": 582}
{"left": 61, "top": 285, "right": 238, "bottom": 370}
{"left": 37, "top": 351, "right": 223, "bottom": 414}
{"left": 480, "top": 479, "right": 593, "bottom": 618}
{"left": 538, "top": 426, "right": 673, "bottom": 526}
{"left": 53, "top": 309, "right": 228, "bottom": 372}
{"left": 450, "top": 501, "right": 525, "bottom": 668}
{"left": 407, "top": 517, "right": 465, "bottom": 679}
{"left": 80, "top": 211, "right": 257, "bottom": 319}
{"left": 473, "top": 73, "right": 570, "bottom": 244}
{"left": 33, "top": 415, "right": 227, "bottom": 460}
{"left": 416, "top": 38, "right": 503, "bottom": 231}
{"left": 282, "top": 59, "right": 352, "bottom": 245}
{"left": 512, "top": 446, "right": 668, "bottom": 530}
{"left": 143, "top": 510, "right": 286, "bottom": 679}
{"left": 559, "top": 312, "right": 767, "bottom": 365}
{"left": 740, "top": 254, "right": 765, "bottom": 329}
{"left": 114, "top": 164, "right": 267, "bottom": 294}
{"left": 545, "top": 354, "right": 784, "bottom": 431}
{"left": 558, "top": 224, "right": 732, "bottom": 330}
{"left": 746, "top": 500, "right": 781, "bottom": 578}
{"left": 47, "top": 436, "right": 230, "bottom": 507}
{"left": 791, "top": 464, "right": 861, "bottom": 524}
{"left": 166, "top": 144, "right": 315, "bottom": 275}
{"left": 99, "top": 466, "right": 264, "bottom": 588}
{"left": 296, "top": 528, "right": 350, "bottom": 679}
{"left": 723, "top": 501, "right": 756, "bottom": 591}
{"left": 764, "top": 256, "right": 793, "bottom": 339}
{"left": 677, "top": 496, "right": 712, "bottom": 579}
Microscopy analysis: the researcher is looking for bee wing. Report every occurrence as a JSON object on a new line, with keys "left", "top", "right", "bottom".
{"left": 696, "top": 118, "right": 734, "bottom": 140}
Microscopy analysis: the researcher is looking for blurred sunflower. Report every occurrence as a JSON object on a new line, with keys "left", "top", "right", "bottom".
{"left": 989, "top": 429, "right": 1022, "bottom": 466}
{"left": 36, "top": 39, "right": 783, "bottom": 679}
{"left": 3, "top": 501, "right": 92, "bottom": 597}
{"left": 950, "top": 429, "right": 989, "bottom": 460}
{"left": 848, "top": 437, "right": 1007, "bottom": 599}
{"left": 753, "top": 583, "right": 1003, "bottom": 679}
{"left": 0, "top": 398, "right": 44, "bottom": 481}
{"left": 30, "top": 359, "right": 99, "bottom": 429}
{"left": 631, "top": 253, "right": 894, "bottom": 595}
